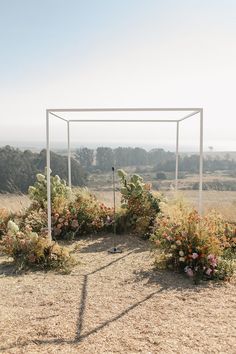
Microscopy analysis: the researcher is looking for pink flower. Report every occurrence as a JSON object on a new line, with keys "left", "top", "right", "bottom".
{"left": 184, "top": 266, "right": 194, "bottom": 277}
{"left": 207, "top": 254, "right": 217, "bottom": 267}
{"left": 211, "top": 260, "right": 217, "bottom": 268}
{"left": 71, "top": 219, "right": 79, "bottom": 228}
{"left": 207, "top": 254, "right": 214, "bottom": 260}
{"left": 192, "top": 253, "right": 199, "bottom": 259}
{"left": 205, "top": 268, "right": 212, "bottom": 276}
{"left": 186, "top": 268, "right": 194, "bottom": 277}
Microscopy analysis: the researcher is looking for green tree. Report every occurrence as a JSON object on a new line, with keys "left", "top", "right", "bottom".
{"left": 75, "top": 148, "right": 94, "bottom": 170}
{"left": 96, "top": 147, "right": 114, "bottom": 171}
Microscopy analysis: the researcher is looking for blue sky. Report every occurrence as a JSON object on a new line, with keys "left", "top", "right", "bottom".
{"left": 0, "top": 0, "right": 236, "bottom": 150}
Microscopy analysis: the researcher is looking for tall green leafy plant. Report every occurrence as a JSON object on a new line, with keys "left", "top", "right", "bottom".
{"left": 117, "top": 169, "right": 161, "bottom": 237}
{"left": 28, "top": 172, "right": 71, "bottom": 209}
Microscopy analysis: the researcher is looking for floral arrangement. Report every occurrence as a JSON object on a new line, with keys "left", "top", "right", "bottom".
{"left": 151, "top": 202, "right": 236, "bottom": 282}
{"left": 66, "top": 188, "right": 114, "bottom": 237}
{"left": 27, "top": 173, "right": 113, "bottom": 239}
{"left": 117, "top": 169, "right": 162, "bottom": 236}
{"left": 0, "top": 220, "right": 75, "bottom": 271}
{"left": 28, "top": 172, "right": 71, "bottom": 209}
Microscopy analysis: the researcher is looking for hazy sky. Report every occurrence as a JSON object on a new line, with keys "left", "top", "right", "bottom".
{"left": 0, "top": 0, "right": 236, "bottom": 151}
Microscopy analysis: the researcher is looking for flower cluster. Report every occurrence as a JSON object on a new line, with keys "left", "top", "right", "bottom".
{"left": 117, "top": 169, "right": 162, "bottom": 236}
{"left": 49, "top": 189, "right": 114, "bottom": 239}
{"left": 0, "top": 220, "right": 74, "bottom": 271}
{"left": 28, "top": 172, "right": 71, "bottom": 208}
{"left": 151, "top": 204, "right": 235, "bottom": 282}
{"left": 67, "top": 189, "right": 114, "bottom": 237}
{"left": 27, "top": 173, "right": 115, "bottom": 239}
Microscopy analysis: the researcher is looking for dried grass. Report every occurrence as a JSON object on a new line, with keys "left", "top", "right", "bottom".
{"left": 0, "top": 234, "right": 236, "bottom": 354}
{"left": 166, "top": 190, "right": 236, "bottom": 222}
{"left": 0, "top": 194, "right": 30, "bottom": 213}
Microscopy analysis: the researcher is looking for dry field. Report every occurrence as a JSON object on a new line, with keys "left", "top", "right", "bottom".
{"left": 166, "top": 190, "right": 236, "bottom": 222}
{"left": 93, "top": 190, "right": 236, "bottom": 223}
{"left": 0, "top": 194, "right": 30, "bottom": 213}
{"left": 0, "top": 234, "right": 236, "bottom": 354}
{"left": 1, "top": 189, "right": 236, "bottom": 222}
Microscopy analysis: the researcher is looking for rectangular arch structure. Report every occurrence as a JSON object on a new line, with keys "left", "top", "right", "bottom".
{"left": 46, "top": 108, "right": 203, "bottom": 240}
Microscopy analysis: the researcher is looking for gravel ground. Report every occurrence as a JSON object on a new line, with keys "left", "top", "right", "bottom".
{"left": 0, "top": 234, "right": 236, "bottom": 354}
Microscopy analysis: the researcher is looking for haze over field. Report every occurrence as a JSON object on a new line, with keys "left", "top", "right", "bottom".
{"left": 0, "top": 0, "right": 236, "bottom": 151}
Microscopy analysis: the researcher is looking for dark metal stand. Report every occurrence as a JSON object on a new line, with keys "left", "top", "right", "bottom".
{"left": 108, "top": 166, "right": 122, "bottom": 254}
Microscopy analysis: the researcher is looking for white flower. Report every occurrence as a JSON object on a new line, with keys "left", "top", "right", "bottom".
{"left": 171, "top": 244, "right": 177, "bottom": 250}
{"left": 54, "top": 175, "right": 61, "bottom": 183}
{"left": 36, "top": 173, "right": 45, "bottom": 182}
{"left": 179, "top": 257, "right": 185, "bottom": 262}
{"left": 179, "top": 250, "right": 184, "bottom": 257}
{"left": 30, "top": 232, "right": 39, "bottom": 241}
{"left": 28, "top": 186, "right": 36, "bottom": 193}
{"left": 7, "top": 220, "right": 19, "bottom": 233}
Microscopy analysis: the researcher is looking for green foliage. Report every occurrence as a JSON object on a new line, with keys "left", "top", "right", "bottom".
{"left": 156, "top": 172, "right": 167, "bottom": 180}
{"left": 0, "top": 146, "right": 87, "bottom": 193}
{"left": 0, "top": 146, "right": 37, "bottom": 193}
{"left": 96, "top": 147, "right": 114, "bottom": 171}
{"left": 26, "top": 173, "right": 114, "bottom": 240}
{"left": 28, "top": 172, "right": 71, "bottom": 208}
{"left": 117, "top": 169, "right": 161, "bottom": 236}
{"left": 52, "top": 188, "right": 114, "bottom": 239}
{"left": 151, "top": 203, "right": 236, "bottom": 282}
{"left": 75, "top": 148, "right": 94, "bottom": 169}
{"left": 22, "top": 207, "right": 47, "bottom": 234}
{"left": 0, "top": 221, "right": 75, "bottom": 271}
{"left": 215, "top": 256, "right": 235, "bottom": 280}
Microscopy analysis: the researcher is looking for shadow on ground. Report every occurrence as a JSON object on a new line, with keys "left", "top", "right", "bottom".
{"left": 77, "top": 232, "right": 151, "bottom": 254}
{"left": 0, "top": 256, "right": 20, "bottom": 277}
{"left": 0, "top": 233, "right": 225, "bottom": 353}
{"left": 132, "top": 267, "right": 222, "bottom": 292}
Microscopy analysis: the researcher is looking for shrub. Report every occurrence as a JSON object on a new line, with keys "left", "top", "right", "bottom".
{"left": 21, "top": 207, "right": 47, "bottom": 234}
{"left": 68, "top": 188, "right": 114, "bottom": 236}
{"left": 28, "top": 172, "right": 71, "bottom": 208}
{"left": 220, "top": 222, "right": 236, "bottom": 251}
{"left": 51, "top": 188, "right": 114, "bottom": 239}
{"left": 0, "top": 220, "right": 75, "bottom": 271}
{"left": 117, "top": 169, "right": 161, "bottom": 237}
{"left": 151, "top": 203, "right": 236, "bottom": 282}
{"left": 0, "top": 208, "right": 10, "bottom": 238}
{"left": 27, "top": 173, "right": 114, "bottom": 239}
{"left": 156, "top": 172, "right": 167, "bottom": 180}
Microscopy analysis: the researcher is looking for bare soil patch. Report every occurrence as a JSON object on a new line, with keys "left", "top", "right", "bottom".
{"left": 0, "top": 234, "right": 236, "bottom": 354}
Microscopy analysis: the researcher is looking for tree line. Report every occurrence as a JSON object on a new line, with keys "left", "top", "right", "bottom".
{"left": 1, "top": 145, "right": 236, "bottom": 193}
{"left": 76, "top": 147, "right": 236, "bottom": 173}
{"left": 0, "top": 146, "right": 87, "bottom": 193}
{"left": 76, "top": 147, "right": 174, "bottom": 170}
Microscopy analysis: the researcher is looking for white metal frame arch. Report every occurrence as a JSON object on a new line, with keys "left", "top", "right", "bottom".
{"left": 46, "top": 108, "right": 203, "bottom": 240}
